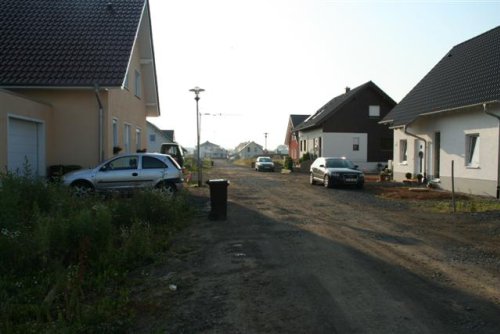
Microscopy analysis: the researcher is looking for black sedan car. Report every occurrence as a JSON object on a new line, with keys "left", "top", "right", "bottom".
{"left": 310, "top": 157, "right": 364, "bottom": 188}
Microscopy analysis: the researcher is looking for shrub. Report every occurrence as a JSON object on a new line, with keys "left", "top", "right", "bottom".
{"left": 284, "top": 156, "right": 293, "bottom": 170}
{"left": 0, "top": 172, "right": 192, "bottom": 332}
{"left": 300, "top": 152, "right": 311, "bottom": 162}
{"left": 405, "top": 172, "right": 412, "bottom": 180}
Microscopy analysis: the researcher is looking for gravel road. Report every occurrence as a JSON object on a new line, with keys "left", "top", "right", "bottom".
{"left": 132, "top": 160, "right": 500, "bottom": 333}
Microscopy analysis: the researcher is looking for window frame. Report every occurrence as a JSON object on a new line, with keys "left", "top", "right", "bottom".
{"left": 399, "top": 139, "right": 408, "bottom": 164}
{"left": 124, "top": 123, "right": 131, "bottom": 153}
{"left": 136, "top": 128, "right": 142, "bottom": 152}
{"left": 369, "top": 105, "right": 380, "bottom": 118}
{"left": 353, "top": 137, "right": 360, "bottom": 151}
{"left": 112, "top": 118, "right": 119, "bottom": 147}
{"left": 134, "top": 70, "right": 142, "bottom": 98}
{"left": 465, "top": 133, "right": 480, "bottom": 168}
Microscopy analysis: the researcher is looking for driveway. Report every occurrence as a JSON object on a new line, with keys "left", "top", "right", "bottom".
{"left": 132, "top": 159, "right": 500, "bottom": 333}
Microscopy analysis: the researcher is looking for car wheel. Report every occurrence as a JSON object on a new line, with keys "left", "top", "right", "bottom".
{"left": 156, "top": 182, "right": 176, "bottom": 196}
{"left": 309, "top": 173, "right": 316, "bottom": 185}
{"left": 71, "top": 181, "right": 94, "bottom": 197}
{"left": 324, "top": 175, "right": 331, "bottom": 188}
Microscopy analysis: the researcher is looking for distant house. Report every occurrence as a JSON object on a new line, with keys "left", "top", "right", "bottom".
{"left": 294, "top": 81, "right": 395, "bottom": 171}
{"left": 147, "top": 121, "right": 174, "bottom": 153}
{"left": 284, "top": 114, "right": 309, "bottom": 161}
{"left": 235, "top": 141, "right": 264, "bottom": 159}
{"left": 381, "top": 26, "right": 500, "bottom": 198}
{"left": 0, "top": 0, "right": 159, "bottom": 175}
{"left": 198, "top": 141, "right": 227, "bottom": 159}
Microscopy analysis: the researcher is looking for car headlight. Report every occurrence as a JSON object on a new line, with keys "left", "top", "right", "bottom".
{"left": 331, "top": 172, "right": 340, "bottom": 177}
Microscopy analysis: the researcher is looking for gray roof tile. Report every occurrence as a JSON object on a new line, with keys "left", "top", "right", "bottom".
{"left": 0, "top": 0, "right": 146, "bottom": 87}
{"left": 383, "top": 26, "right": 500, "bottom": 126}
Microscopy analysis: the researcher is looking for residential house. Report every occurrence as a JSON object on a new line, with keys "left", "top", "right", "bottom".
{"left": 284, "top": 114, "right": 309, "bottom": 161}
{"left": 147, "top": 121, "right": 174, "bottom": 153}
{"left": 235, "top": 141, "right": 264, "bottom": 159}
{"left": 198, "top": 141, "right": 227, "bottom": 159}
{"left": 0, "top": 0, "right": 159, "bottom": 176}
{"left": 294, "top": 81, "right": 395, "bottom": 171}
{"left": 381, "top": 26, "right": 500, "bottom": 198}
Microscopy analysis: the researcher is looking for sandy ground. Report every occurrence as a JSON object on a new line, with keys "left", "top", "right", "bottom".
{"left": 131, "top": 160, "right": 500, "bottom": 333}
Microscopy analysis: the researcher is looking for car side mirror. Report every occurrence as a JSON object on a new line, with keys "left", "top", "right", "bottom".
{"left": 100, "top": 164, "right": 109, "bottom": 172}
{"left": 354, "top": 165, "right": 359, "bottom": 169}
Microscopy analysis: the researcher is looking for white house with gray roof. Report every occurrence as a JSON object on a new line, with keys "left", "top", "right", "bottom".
{"left": 381, "top": 26, "right": 500, "bottom": 198}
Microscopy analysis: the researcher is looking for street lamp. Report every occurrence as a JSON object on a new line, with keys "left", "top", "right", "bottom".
{"left": 189, "top": 86, "right": 205, "bottom": 186}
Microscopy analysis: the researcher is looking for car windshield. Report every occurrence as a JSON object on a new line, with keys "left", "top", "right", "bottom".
{"left": 325, "top": 158, "right": 355, "bottom": 169}
{"left": 259, "top": 158, "right": 272, "bottom": 162}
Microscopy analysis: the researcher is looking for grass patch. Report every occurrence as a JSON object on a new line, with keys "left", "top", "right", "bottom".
{"left": 0, "top": 171, "right": 193, "bottom": 333}
{"left": 431, "top": 198, "right": 500, "bottom": 213}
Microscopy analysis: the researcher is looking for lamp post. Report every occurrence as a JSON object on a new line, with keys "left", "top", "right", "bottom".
{"left": 189, "top": 86, "right": 205, "bottom": 186}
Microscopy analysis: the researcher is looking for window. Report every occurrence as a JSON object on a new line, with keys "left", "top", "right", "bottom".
{"left": 112, "top": 118, "right": 119, "bottom": 147}
{"left": 399, "top": 139, "right": 408, "bottom": 163}
{"left": 353, "top": 137, "right": 360, "bottom": 151}
{"left": 107, "top": 156, "right": 138, "bottom": 170}
{"left": 136, "top": 128, "right": 142, "bottom": 151}
{"left": 149, "top": 134, "right": 156, "bottom": 142}
{"left": 466, "top": 134, "right": 480, "bottom": 167}
{"left": 369, "top": 105, "right": 380, "bottom": 117}
{"left": 134, "top": 70, "right": 141, "bottom": 98}
{"left": 247, "top": 147, "right": 250, "bottom": 152}
{"left": 142, "top": 156, "right": 167, "bottom": 169}
{"left": 124, "top": 124, "right": 131, "bottom": 153}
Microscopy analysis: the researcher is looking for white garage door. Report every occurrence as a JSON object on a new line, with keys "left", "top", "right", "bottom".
{"left": 8, "top": 118, "right": 42, "bottom": 176}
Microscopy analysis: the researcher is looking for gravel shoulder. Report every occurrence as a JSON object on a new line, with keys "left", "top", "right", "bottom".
{"left": 131, "top": 160, "right": 500, "bottom": 333}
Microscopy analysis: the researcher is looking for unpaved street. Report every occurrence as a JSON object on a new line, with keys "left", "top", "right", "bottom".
{"left": 132, "top": 160, "right": 500, "bottom": 333}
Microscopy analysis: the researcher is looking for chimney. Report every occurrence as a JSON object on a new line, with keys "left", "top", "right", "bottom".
{"left": 345, "top": 86, "right": 351, "bottom": 93}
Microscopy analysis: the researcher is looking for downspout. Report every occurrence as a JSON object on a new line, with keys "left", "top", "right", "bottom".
{"left": 483, "top": 103, "right": 500, "bottom": 199}
{"left": 404, "top": 125, "right": 428, "bottom": 181}
{"left": 94, "top": 84, "right": 105, "bottom": 163}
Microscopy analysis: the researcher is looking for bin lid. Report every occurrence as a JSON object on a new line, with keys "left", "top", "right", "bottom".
{"left": 206, "top": 179, "right": 230, "bottom": 184}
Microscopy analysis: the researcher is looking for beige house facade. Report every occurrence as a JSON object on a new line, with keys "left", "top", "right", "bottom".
{"left": 0, "top": 0, "right": 159, "bottom": 176}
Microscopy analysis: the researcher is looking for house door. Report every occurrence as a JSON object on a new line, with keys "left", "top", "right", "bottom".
{"left": 434, "top": 132, "right": 440, "bottom": 178}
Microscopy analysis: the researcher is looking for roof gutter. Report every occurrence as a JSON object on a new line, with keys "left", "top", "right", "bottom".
{"left": 94, "top": 84, "right": 105, "bottom": 163}
{"left": 483, "top": 102, "right": 500, "bottom": 199}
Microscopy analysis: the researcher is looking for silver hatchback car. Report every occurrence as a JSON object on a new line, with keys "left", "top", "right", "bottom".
{"left": 63, "top": 153, "right": 184, "bottom": 196}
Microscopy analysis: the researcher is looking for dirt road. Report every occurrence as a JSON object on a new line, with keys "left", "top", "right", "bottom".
{"left": 132, "top": 160, "right": 500, "bottom": 333}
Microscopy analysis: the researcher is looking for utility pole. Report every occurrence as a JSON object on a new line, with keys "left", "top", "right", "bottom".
{"left": 264, "top": 132, "right": 268, "bottom": 152}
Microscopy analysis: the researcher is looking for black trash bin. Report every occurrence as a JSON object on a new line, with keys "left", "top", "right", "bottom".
{"left": 206, "top": 179, "right": 230, "bottom": 220}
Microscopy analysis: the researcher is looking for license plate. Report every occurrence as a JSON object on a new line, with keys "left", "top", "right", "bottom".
{"left": 345, "top": 178, "right": 357, "bottom": 182}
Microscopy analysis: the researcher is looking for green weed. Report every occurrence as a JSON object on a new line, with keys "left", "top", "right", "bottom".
{"left": 0, "top": 172, "right": 192, "bottom": 333}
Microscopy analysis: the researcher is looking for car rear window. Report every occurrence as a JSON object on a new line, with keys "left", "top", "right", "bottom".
{"left": 142, "top": 156, "right": 168, "bottom": 169}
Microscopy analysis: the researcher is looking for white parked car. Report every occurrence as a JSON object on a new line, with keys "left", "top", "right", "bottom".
{"left": 63, "top": 153, "right": 183, "bottom": 196}
{"left": 255, "top": 156, "right": 275, "bottom": 172}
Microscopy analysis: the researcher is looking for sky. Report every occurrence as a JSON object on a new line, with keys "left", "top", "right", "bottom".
{"left": 147, "top": 0, "right": 500, "bottom": 151}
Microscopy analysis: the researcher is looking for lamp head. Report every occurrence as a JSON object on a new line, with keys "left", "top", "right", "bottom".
{"left": 189, "top": 86, "right": 205, "bottom": 95}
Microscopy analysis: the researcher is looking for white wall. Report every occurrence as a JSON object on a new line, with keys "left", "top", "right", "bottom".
{"left": 392, "top": 105, "right": 500, "bottom": 196}
{"left": 322, "top": 132, "right": 367, "bottom": 163}
{"left": 298, "top": 129, "right": 368, "bottom": 162}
